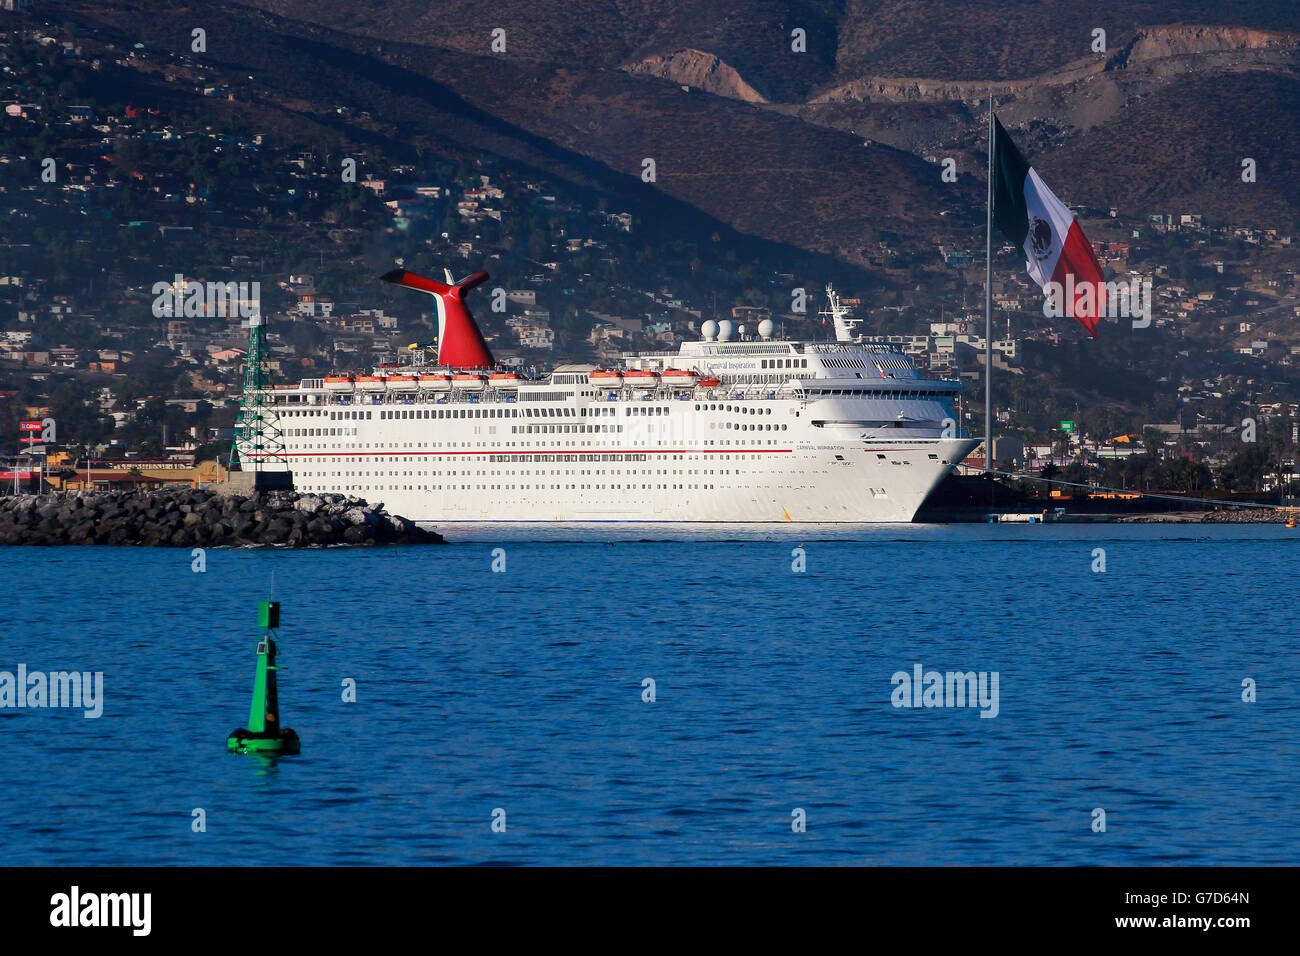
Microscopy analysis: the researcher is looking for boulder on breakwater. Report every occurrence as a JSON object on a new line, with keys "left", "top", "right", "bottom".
{"left": 0, "top": 488, "right": 443, "bottom": 547}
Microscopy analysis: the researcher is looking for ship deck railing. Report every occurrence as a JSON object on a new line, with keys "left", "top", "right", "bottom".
{"left": 252, "top": 368, "right": 959, "bottom": 407}
{"left": 250, "top": 379, "right": 961, "bottom": 407}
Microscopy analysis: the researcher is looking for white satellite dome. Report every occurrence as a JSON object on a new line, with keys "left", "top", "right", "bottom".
{"left": 758, "top": 318, "right": 774, "bottom": 340}
{"left": 737, "top": 324, "right": 747, "bottom": 339}
{"left": 701, "top": 320, "right": 718, "bottom": 342}
{"left": 717, "top": 319, "right": 734, "bottom": 342}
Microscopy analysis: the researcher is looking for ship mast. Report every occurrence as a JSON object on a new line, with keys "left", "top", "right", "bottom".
{"left": 819, "top": 284, "right": 859, "bottom": 343}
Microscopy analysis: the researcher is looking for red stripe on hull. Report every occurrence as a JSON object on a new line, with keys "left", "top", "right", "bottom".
{"left": 246, "top": 446, "right": 940, "bottom": 460}
{"left": 251, "top": 448, "right": 797, "bottom": 458}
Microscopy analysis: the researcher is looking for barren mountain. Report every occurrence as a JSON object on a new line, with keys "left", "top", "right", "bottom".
{"left": 240, "top": 0, "right": 1300, "bottom": 229}
{"left": 45, "top": 0, "right": 1300, "bottom": 263}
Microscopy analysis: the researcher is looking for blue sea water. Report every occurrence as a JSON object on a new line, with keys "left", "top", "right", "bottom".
{"left": 1, "top": 523, "right": 1297, "bottom": 866}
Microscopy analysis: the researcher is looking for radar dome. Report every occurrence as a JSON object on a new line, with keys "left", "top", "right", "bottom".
{"left": 717, "top": 319, "right": 734, "bottom": 342}
{"left": 701, "top": 320, "right": 718, "bottom": 342}
{"left": 758, "top": 318, "right": 774, "bottom": 340}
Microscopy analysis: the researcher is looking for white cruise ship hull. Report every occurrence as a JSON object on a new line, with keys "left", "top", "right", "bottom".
{"left": 258, "top": 392, "right": 977, "bottom": 523}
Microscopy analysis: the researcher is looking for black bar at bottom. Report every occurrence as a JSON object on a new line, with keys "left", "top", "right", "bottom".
{"left": 0, "top": 866, "right": 1278, "bottom": 942}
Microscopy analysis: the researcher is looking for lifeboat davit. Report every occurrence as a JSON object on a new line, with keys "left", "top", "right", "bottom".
{"left": 490, "top": 372, "right": 523, "bottom": 389}
{"left": 623, "top": 369, "right": 659, "bottom": 388}
{"left": 386, "top": 375, "right": 418, "bottom": 392}
{"left": 355, "top": 375, "right": 386, "bottom": 392}
{"left": 323, "top": 375, "right": 354, "bottom": 392}
{"left": 418, "top": 374, "right": 451, "bottom": 391}
{"left": 589, "top": 370, "right": 623, "bottom": 387}
{"left": 660, "top": 368, "right": 697, "bottom": 387}
{"left": 453, "top": 373, "right": 487, "bottom": 391}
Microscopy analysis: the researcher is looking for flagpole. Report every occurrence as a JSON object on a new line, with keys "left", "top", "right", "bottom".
{"left": 985, "top": 95, "right": 994, "bottom": 507}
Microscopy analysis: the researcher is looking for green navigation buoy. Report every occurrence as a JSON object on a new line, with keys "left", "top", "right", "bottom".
{"left": 227, "top": 600, "right": 300, "bottom": 755}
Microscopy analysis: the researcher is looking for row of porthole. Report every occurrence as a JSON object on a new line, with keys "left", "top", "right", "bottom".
{"left": 695, "top": 404, "right": 774, "bottom": 414}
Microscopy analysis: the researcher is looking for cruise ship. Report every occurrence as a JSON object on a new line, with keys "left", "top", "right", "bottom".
{"left": 235, "top": 269, "right": 978, "bottom": 522}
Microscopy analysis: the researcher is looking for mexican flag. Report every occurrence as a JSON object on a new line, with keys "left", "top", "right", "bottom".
{"left": 991, "top": 116, "right": 1106, "bottom": 337}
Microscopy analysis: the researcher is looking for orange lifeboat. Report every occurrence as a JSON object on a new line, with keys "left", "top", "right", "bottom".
{"left": 418, "top": 374, "right": 451, "bottom": 391}
{"left": 355, "top": 375, "right": 386, "bottom": 392}
{"left": 323, "top": 375, "right": 354, "bottom": 392}
{"left": 589, "top": 370, "right": 623, "bottom": 387}
{"left": 696, "top": 377, "right": 721, "bottom": 388}
{"left": 386, "top": 374, "right": 418, "bottom": 392}
{"left": 453, "top": 373, "right": 487, "bottom": 391}
{"left": 489, "top": 372, "right": 523, "bottom": 390}
{"left": 659, "top": 368, "right": 698, "bottom": 387}
{"left": 623, "top": 369, "right": 659, "bottom": 389}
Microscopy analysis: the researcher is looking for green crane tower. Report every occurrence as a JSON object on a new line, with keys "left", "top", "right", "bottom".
{"left": 230, "top": 311, "right": 289, "bottom": 485}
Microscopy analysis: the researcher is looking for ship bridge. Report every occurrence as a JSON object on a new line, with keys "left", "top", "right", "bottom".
{"left": 619, "top": 338, "right": 952, "bottom": 396}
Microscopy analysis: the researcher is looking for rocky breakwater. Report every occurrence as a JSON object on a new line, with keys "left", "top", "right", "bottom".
{"left": 0, "top": 488, "right": 443, "bottom": 547}
{"left": 1118, "top": 508, "right": 1294, "bottom": 524}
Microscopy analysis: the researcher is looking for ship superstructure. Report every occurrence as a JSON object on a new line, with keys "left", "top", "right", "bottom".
{"left": 234, "top": 271, "right": 977, "bottom": 522}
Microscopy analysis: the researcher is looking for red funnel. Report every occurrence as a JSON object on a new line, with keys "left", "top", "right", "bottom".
{"left": 380, "top": 269, "right": 495, "bottom": 368}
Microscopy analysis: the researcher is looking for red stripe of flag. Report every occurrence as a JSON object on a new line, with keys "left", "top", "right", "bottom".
{"left": 1052, "top": 221, "right": 1107, "bottom": 338}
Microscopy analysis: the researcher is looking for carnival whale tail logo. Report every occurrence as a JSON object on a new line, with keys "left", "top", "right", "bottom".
{"left": 380, "top": 267, "right": 495, "bottom": 368}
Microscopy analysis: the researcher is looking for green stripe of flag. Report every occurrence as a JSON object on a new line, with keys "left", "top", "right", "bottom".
{"left": 991, "top": 116, "right": 1031, "bottom": 252}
